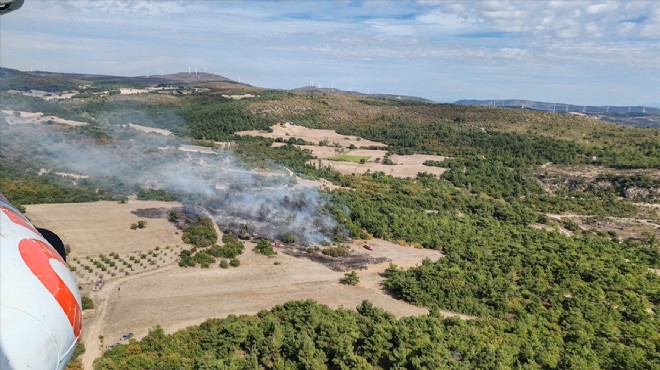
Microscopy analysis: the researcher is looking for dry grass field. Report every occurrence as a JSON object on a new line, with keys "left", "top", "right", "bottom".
{"left": 1, "top": 110, "right": 88, "bottom": 126}
{"left": 238, "top": 122, "right": 386, "bottom": 148}
{"left": 25, "top": 200, "right": 184, "bottom": 257}
{"left": 261, "top": 126, "right": 449, "bottom": 178}
{"left": 82, "top": 239, "right": 452, "bottom": 369}
{"left": 312, "top": 160, "right": 448, "bottom": 178}
{"left": 24, "top": 200, "right": 466, "bottom": 369}
{"left": 127, "top": 123, "right": 173, "bottom": 136}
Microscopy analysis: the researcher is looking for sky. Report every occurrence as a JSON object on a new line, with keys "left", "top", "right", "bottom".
{"left": 0, "top": 0, "right": 658, "bottom": 106}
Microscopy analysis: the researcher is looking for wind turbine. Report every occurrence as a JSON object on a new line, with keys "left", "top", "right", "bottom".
{"left": 552, "top": 103, "right": 556, "bottom": 113}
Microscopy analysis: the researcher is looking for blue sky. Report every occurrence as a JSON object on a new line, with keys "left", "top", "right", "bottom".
{"left": 1, "top": 0, "right": 658, "bottom": 106}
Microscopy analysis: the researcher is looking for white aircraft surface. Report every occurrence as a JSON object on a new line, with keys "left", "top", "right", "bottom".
{"left": 0, "top": 193, "right": 82, "bottom": 369}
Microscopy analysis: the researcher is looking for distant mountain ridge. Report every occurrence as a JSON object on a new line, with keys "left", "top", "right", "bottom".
{"left": 1, "top": 68, "right": 657, "bottom": 128}
{"left": 290, "top": 86, "right": 435, "bottom": 103}
{"left": 454, "top": 99, "right": 659, "bottom": 114}
{"left": 33, "top": 71, "right": 237, "bottom": 85}
{"left": 455, "top": 99, "right": 660, "bottom": 128}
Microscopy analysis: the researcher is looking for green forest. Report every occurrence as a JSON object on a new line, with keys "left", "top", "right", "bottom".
{"left": 1, "top": 72, "right": 658, "bottom": 369}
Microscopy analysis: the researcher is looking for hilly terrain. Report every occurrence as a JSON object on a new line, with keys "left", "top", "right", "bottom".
{"left": 0, "top": 69, "right": 658, "bottom": 369}
{"left": 456, "top": 99, "right": 660, "bottom": 128}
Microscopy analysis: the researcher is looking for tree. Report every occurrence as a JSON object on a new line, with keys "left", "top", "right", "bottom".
{"left": 280, "top": 234, "right": 296, "bottom": 244}
{"left": 254, "top": 239, "right": 277, "bottom": 256}
{"left": 340, "top": 271, "right": 359, "bottom": 285}
{"left": 81, "top": 296, "right": 94, "bottom": 310}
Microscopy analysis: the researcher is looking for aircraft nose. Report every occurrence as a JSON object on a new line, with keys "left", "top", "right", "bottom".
{"left": 0, "top": 305, "right": 59, "bottom": 369}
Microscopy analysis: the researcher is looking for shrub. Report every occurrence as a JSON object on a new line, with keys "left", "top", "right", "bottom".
{"left": 193, "top": 251, "right": 216, "bottom": 268}
{"left": 81, "top": 296, "right": 94, "bottom": 310}
{"left": 340, "top": 271, "right": 359, "bottom": 285}
{"left": 253, "top": 240, "right": 277, "bottom": 256}
{"left": 280, "top": 234, "right": 296, "bottom": 244}
{"left": 182, "top": 217, "right": 218, "bottom": 248}
{"left": 322, "top": 244, "right": 350, "bottom": 257}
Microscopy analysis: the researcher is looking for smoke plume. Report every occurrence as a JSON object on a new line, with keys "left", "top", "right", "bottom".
{"left": 0, "top": 114, "right": 338, "bottom": 245}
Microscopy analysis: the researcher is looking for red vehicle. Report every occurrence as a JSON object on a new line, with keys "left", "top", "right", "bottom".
{"left": 363, "top": 244, "right": 374, "bottom": 251}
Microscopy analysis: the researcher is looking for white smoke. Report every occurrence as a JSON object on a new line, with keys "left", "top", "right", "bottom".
{"left": 0, "top": 118, "right": 338, "bottom": 245}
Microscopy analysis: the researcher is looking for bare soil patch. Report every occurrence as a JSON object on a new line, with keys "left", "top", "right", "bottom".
{"left": 1, "top": 110, "right": 87, "bottom": 126}
{"left": 38, "top": 168, "right": 89, "bottom": 181}
{"left": 127, "top": 123, "right": 173, "bottom": 136}
{"left": 540, "top": 164, "right": 660, "bottom": 181}
{"left": 238, "top": 122, "right": 386, "bottom": 148}
{"left": 546, "top": 213, "right": 660, "bottom": 240}
{"left": 294, "top": 177, "right": 345, "bottom": 191}
{"left": 25, "top": 200, "right": 184, "bottom": 257}
{"left": 179, "top": 144, "right": 216, "bottom": 154}
{"left": 390, "top": 154, "right": 449, "bottom": 165}
{"left": 119, "top": 88, "right": 149, "bottom": 95}
{"left": 287, "top": 144, "right": 389, "bottom": 161}
{"left": 312, "top": 160, "right": 448, "bottom": 178}
{"left": 253, "top": 125, "right": 449, "bottom": 179}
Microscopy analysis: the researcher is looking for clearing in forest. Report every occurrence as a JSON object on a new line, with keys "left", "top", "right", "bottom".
{"left": 241, "top": 124, "right": 449, "bottom": 178}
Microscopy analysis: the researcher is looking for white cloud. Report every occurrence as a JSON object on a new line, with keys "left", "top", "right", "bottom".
{"left": 586, "top": 2, "right": 618, "bottom": 14}
{"left": 498, "top": 47, "right": 527, "bottom": 59}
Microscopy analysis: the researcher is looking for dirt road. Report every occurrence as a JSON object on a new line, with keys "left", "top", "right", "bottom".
{"left": 81, "top": 265, "right": 177, "bottom": 370}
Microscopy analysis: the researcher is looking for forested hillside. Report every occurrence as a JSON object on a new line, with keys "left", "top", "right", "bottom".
{"left": 1, "top": 73, "right": 658, "bottom": 369}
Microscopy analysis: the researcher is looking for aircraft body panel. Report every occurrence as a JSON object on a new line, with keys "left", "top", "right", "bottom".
{"left": 0, "top": 199, "right": 81, "bottom": 370}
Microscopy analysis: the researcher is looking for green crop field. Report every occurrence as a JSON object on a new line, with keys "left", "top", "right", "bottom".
{"left": 328, "top": 154, "right": 370, "bottom": 162}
